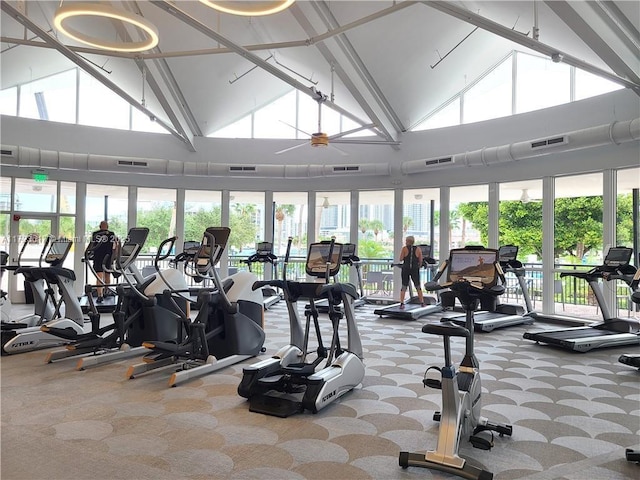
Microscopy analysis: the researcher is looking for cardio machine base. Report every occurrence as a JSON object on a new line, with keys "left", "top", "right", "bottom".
{"left": 399, "top": 451, "right": 493, "bottom": 480}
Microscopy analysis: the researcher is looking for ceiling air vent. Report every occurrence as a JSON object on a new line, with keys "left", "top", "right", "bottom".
{"left": 530, "top": 135, "right": 567, "bottom": 149}
{"left": 333, "top": 166, "right": 360, "bottom": 172}
{"left": 1, "top": 149, "right": 15, "bottom": 157}
{"left": 118, "top": 160, "right": 148, "bottom": 167}
{"left": 425, "top": 157, "right": 453, "bottom": 167}
{"left": 228, "top": 166, "right": 256, "bottom": 172}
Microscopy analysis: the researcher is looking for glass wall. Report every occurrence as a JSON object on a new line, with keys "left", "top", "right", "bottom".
{"left": 184, "top": 189, "right": 222, "bottom": 244}
{"left": 136, "top": 187, "right": 177, "bottom": 253}
{"left": 316, "top": 191, "right": 351, "bottom": 244}
{"left": 449, "top": 184, "right": 488, "bottom": 248}
{"left": 402, "top": 188, "right": 439, "bottom": 259}
{"left": 555, "top": 173, "right": 603, "bottom": 318}
{"left": 18, "top": 70, "right": 76, "bottom": 123}
{"left": 274, "top": 192, "right": 308, "bottom": 258}
{"left": 357, "top": 190, "right": 393, "bottom": 258}
{"left": 0, "top": 87, "right": 17, "bottom": 116}
{"left": 14, "top": 177, "right": 57, "bottom": 213}
{"left": 229, "top": 191, "right": 264, "bottom": 257}
{"left": 86, "top": 185, "right": 129, "bottom": 242}
{"left": 616, "top": 167, "right": 639, "bottom": 255}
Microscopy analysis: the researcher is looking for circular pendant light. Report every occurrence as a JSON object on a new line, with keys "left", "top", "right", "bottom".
{"left": 54, "top": 2, "right": 159, "bottom": 52}
{"left": 198, "top": 1, "right": 295, "bottom": 16}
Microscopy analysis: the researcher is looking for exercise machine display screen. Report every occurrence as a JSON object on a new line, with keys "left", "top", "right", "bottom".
{"left": 306, "top": 242, "right": 343, "bottom": 275}
{"left": 341, "top": 243, "right": 356, "bottom": 259}
{"left": 447, "top": 249, "right": 498, "bottom": 285}
{"left": 256, "top": 242, "right": 273, "bottom": 255}
{"left": 498, "top": 245, "right": 518, "bottom": 263}
{"left": 604, "top": 247, "right": 632, "bottom": 267}
{"left": 183, "top": 241, "right": 200, "bottom": 256}
{"left": 45, "top": 239, "right": 72, "bottom": 263}
{"left": 418, "top": 244, "right": 431, "bottom": 257}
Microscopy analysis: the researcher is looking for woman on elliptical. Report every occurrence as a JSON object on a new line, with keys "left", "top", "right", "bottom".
{"left": 398, "top": 236, "right": 425, "bottom": 309}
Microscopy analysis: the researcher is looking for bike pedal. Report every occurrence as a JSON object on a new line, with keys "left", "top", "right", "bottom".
{"left": 469, "top": 434, "right": 493, "bottom": 450}
{"left": 433, "top": 412, "right": 441, "bottom": 422}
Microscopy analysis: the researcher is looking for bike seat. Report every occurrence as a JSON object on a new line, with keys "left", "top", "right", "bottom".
{"left": 422, "top": 323, "right": 470, "bottom": 338}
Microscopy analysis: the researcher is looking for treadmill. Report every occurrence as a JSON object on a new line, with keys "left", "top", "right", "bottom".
{"left": 523, "top": 246, "right": 639, "bottom": 352}
{"left": 373, "top": 245, "right": 441, "bottom": 320}
{"left": 245, "top": 241, "right": 281, "bottom": 310}
{"left": 446, "top": 245, "right": 535, "bottom": 332}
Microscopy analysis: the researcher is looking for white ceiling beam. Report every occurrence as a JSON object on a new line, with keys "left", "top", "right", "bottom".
{"left": 149, "top": 0, "right": 375, "bottom": 131}
{"left": 0, "top": 1, "right": 196, "bottom": 150}
{"left": 295, "top": 1, "right": 404, "bottom": 142}
{"left": 544, "top": 1, "right": 640, "bottom": 85}
{"left": 423, "top": 1, "right": 640, "bottom": 95}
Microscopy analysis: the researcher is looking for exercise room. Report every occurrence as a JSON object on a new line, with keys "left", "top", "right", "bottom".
{"left": 1, "top": 1, "right": 639, "bottom": 479}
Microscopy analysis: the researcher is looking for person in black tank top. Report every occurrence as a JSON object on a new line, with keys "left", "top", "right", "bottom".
{"left": 398, "top": 236, "right": 425, "bottom": 309}
{"left": 90, "top": 221, "right": 116, "bottom": 303}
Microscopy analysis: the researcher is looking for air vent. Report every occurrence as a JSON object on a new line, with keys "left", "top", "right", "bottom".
{"left": 1, "top": 149, "right": 15, "bottom": 157}
{"left": 228, "top": 166, "right": 256, "bottom": 172}
{"left": 530, "top": 136, "right": 567, "bottom": 149}
{"left": 118, "top": 160, "right": 148, "bottom": 167}
{"left": 425, "top": 157, "right": 453, "bottom": 166}
{"left": 332, "top": 166, "right": 360, "bottom": 172}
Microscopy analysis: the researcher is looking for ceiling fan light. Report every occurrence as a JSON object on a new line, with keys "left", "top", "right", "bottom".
{"left": 311, "top": 133, "right": 329, "bottom": 148}
{"left": 520, "top": 189, "right": 531, "bottom": 203}
{"left": 54, "top": 2, "right": 159, "bottom": 52}
{"left": 199, "top": 0, "right": 295, "bottom": 16}
{"left": 322, "top": 197, "right": 330, "bottom": 209}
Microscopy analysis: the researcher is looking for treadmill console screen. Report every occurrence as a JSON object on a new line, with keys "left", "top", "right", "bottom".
{"left": 341, "top": 243, "right": 356, "bottom": 259}
{"left": 183, "top": 241, "right": 200, "bottom": 256}
{"left": 306, "top": 242, "right": 343, "bottom": 276}
{"left": 447, "top": 249, "right": 498, "bottom": 286}
{"left": 604, "top": 247, "right": 632, "bottom": 267}
{"left": 418, "top": 244, "right": 432, "bottom": 257}
{"left": 498, "top": 245, "right": 518, "bottom": 263}
{"left": 256, "top": 241, "right": 273, "bottom": 255}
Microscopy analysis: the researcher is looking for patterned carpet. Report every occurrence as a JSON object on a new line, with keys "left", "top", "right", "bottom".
{"left": 1, "top": 301, "right": 639, "bottom": 480}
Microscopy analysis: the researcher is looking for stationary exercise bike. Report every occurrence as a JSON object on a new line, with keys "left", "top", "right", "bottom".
{"left": 399, "top": 246, "right": 512, "bottom": 480}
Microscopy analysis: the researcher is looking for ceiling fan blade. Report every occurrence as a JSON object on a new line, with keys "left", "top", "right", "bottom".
{"left": 329, "top": 144, "right": 349, "bottom": 156}
{"left": 279, "top": 120, "right": 312, "bottom": 137}
{"left": 275, "top": 142, "right": 307, "bottom": 155}
{"left": 331, "top": 139, "right": 401, "bottom": 146}
{"left": 329, "top": 124, "right": 375, "bottom": 140}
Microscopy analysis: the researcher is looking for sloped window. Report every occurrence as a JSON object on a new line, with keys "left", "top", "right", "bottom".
{"left": 414, "top": 97, "right": 461, "bottom": 131}
{"left": 19, "top": 70, "right": 76, "bottom": 123}
{"left": 0, "top": 87, "right": 18, "bottom": 116}
{"left": 516, "top": 52, "right": 570, "bottom": 114}
{"left": 214, "top": 115, "right": 252, "bottom": 138}
{"left": 463, "top": 59, "right": 512, "bottom": 124}
{"left": 254, "top": 90, "right": 296, "bottom": 138}
{"left": 79, "top": 71, "right": 129, "bottom": 130}
{"left": 575, "top": 69, "right": 623, "bottom": 100}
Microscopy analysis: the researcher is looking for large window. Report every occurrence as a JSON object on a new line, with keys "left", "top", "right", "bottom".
{"left": 18, "top": 70, "right": 76, "bottom": 124}
{"left": 316, "top": 192, "right": 350, "bottom": 244}
{"left": 274, "top": 192, "right": 308, "bottom": 258}
{"left": 555, "top": 173, "right": 603, "bottom": 318}
{"left": 516, "top": 52, "right": 571, "bottom": 114}
{"left": 463, "top": 58, "right": 512, "bottom": 124}
{"left": 229, "top": 192, "right": 264, "bottom": 256}
{"left": 402, "top": 188, "right": 439, "bottom": 260}
{"left": 184, "top": 190, "right": 222, "bottom": 244}
{"left": 357, "top": 190, "right": 393, "bottom": 259}
{"left": 498, "top": 180, "right": 543, "bottom": 262}
{"left": 449, "top": 185, "right": 488, "bottom": 248}
{"left": 86, "top": 185, "right": 129, "bottom": 242}
{"left": 616, "top": 167, "right": 639, "bottom": 254}
{"left": 0, "top": 87, "right": 17, "bottom": 116}
{"left": 136, "top": 187, "right": 177, "bottom": 253}
{"left": 79, "top": 71, "right": 130, "bottom": 130}
{"left": 14, "top": 178, "right": 57, "bottom": 213}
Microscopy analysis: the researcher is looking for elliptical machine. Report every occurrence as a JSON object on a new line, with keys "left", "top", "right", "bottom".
{"left": 125, "top": 227, "right": 266, "bottom": 387}
{"left": 238, "top": 237, "right": 364, "bottom": 417}
{"left": 399, "top": 246, "right": 513, "bottom": 480}
{"left": 2, "top": 237, "right": 85, "bottom": 355}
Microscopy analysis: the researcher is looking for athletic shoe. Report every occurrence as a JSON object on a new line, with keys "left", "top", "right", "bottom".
{"left": 399, "top": 304, "right": 405, "bottom": 310}
{"left": 421, "top": 303, "right": 425, "bottom": 307}
{"left": 97, "top": 296, "right": 104, "bottom": 304}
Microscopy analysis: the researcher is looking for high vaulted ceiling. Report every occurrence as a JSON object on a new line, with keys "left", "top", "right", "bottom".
{"left": 2, "top": 0, "right": 639, "bottom": 154}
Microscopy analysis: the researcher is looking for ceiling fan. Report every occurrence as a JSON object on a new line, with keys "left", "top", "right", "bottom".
{"left": 519, "top": 189, "right": 541, "bottom": 203}
{"left": 275, "top": 88, "right": 396, "bottom": 155}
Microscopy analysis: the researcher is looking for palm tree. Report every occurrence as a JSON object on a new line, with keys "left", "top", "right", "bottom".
{"left": 370, "top": 219, "right": 385, "bottom": 241}
{"left": 402, "top": 216, "right": 413, "bottom": 233}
